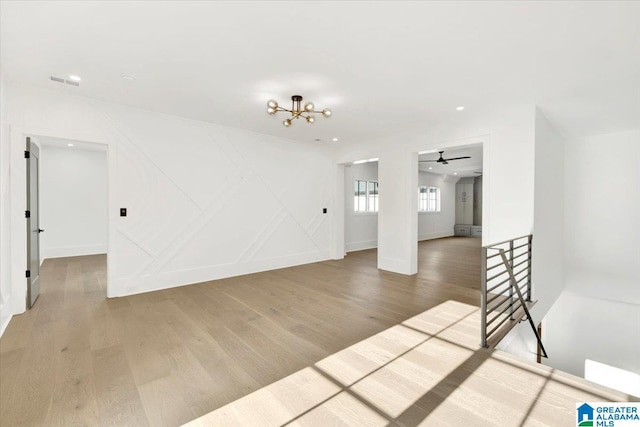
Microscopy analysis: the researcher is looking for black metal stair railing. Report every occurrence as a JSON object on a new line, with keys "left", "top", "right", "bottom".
{"left": 480, "top": 234, "right": 547, "bottom": 357}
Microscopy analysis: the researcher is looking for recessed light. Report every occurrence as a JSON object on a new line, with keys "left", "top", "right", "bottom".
{"left": 456, "top": 106, "right": 465, "bottom": 111}
{"left": 332, "top": 137, "right": 339, "bottom": 142}
{"left": 121, "top": 74, "right": 136, "bottom": 81}
{"left": 428, "top": 167, "right": 433, "bottom": 170}
{"left": 453, "top": 172, "right": 458, "bottom": 175}
{"left": 68, "top": 75, "right": 82, "bottom": 83}
{"left": 67, "top": 143, "right": 74, "bottom": 147}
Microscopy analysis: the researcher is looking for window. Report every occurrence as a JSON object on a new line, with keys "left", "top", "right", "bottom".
{"left": 368, "top": 181, "right": 379, "bottom": 212}
{"left": 354, "top": 180, "right": 367, "bottom": 212}
{"left": 419, "top": 186, "right": 440, "bottom": 212}
{"left": 354, "top": 180, "right": 379, "bottom": 212}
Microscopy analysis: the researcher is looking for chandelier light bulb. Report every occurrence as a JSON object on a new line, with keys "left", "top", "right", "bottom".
{"left": 322, "top": 108, "right": 332, "bottom": 118}
{"left": 306, "top": 116, "right": 315, "bottom": 124}
{"left": 267, "top": 107, "right": 276, "bottom": 115}
{"left": 267, "top": 99, "right": 278, "bottom": 109}
{"left": 304, "top": 102, "right": 314, "bottom": 112}
{"left": 283, "top": 118, "right": 292, "bottom": 127}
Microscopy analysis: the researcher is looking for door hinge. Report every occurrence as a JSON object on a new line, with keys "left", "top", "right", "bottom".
{"left": 24, "top": 150, "right": 30, "bottom": 159}
{"left": 25, "top": 210, "right": 31, "bottom": 218}
{"left": 26, "top": 270, "right": 31, "bottom": 278}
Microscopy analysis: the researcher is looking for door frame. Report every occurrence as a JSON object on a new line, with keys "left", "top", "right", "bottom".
{"left": 415, "top": 138, "right": 489, "bottom": 246}
{"left": 8, "top": 125, "right": 113, "bottom": 316}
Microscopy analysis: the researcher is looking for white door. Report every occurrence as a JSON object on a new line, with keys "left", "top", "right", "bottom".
{"left": 26, "top": 137, "right": 42, "bottom": 308}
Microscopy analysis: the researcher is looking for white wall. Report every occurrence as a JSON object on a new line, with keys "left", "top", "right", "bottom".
{"left": 498, "top": 109, "right": 566, "bottom": 360}
{"left": 539, "top": 130, "right": 640, "bottom": 382}
{"left": 543, "top": 291, "right": 640, "bottom": 382}
{"left": 4, "top": 84, "right": 336, "bottom": 323}
{"left": 418, "top": 171, "right": 455, "bottom": 240}
{"left": 40, "top": 145, "right": 108, "bottom": 259}
{"left": 344, "top": 161, "right": 378, "bottom": 252}
{"left": 501, "top": 128, "right": 640, "bottom": 378}
{"left": 531, "top": 110, "right": 566, "bottom": 319}
{"left": 564, "top": 130, "right": 640, "bottom": 304}
{"left": 0, "top": 48, "right": 12, "bottom": 335}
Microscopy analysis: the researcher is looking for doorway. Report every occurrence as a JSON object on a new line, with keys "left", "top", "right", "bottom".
{"left": 344, "top": 159, "right": 379, "bottom": 255}
{"left": 25, "top": 135, "right": 109, "bottom": 308}
{"left": 416, "top": 143, "right": 484, "bottom": 288}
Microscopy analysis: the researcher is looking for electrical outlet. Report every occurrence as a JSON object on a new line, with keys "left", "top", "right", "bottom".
{"left": 323, "top": 208, "right": 327, "bottom": 214}
{"left": 120, "top": 208, "right": 127, "bottom": 217}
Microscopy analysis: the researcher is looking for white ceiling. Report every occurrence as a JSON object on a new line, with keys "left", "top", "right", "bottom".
{"left": 419, "top": 145, "right": 482, "bottom": 178}
{"left": 2, "top": 1, "right": 639, "bottom": 146}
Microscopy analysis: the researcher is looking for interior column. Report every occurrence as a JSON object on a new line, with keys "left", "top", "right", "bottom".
{"left": 377, "top": 150, "right": 418, "bottom": 275}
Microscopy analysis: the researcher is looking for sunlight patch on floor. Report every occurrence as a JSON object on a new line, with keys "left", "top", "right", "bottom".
{"left": 183, "top": 300, "right": 631, "bottom": 427}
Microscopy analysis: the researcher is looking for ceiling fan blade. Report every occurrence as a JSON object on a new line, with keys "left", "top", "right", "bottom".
{"left": 443, "top": 156, "right": 471, "bottom": 161}
{"left": 419, "top": 160, "right": 439, "bottom": 162}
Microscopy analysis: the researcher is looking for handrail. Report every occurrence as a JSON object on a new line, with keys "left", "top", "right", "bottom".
{"left": 480, "top": 234, "right": 546, "bottom": 356}
{"left": 484, "top": 234, "right": 534, "bottom": 249}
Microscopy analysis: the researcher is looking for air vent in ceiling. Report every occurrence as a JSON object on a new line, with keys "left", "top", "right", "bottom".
{"left": 50, "top": 76, "right": 80, "bottom": 87}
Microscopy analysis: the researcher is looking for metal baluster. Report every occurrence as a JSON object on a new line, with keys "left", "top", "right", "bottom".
{"left": 527, "top": 235, "right": 533, "bottom": 301}
{"left": 509, "top": 240, "right": 514, "bottom": 320}
{"left": 481, "top": 246, "right": 488, "bottom": 348}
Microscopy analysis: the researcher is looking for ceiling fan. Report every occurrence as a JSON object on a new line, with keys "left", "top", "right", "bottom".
{"left": 419, "top": 151, "right": 470, "bottom": 165}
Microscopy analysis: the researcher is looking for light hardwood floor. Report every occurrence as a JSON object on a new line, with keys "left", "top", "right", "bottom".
{"left": 186, "top": 300, "right": 634, "bottom": 426}
{"left": 2, "top": 237, "right": 633, "bottom": 426}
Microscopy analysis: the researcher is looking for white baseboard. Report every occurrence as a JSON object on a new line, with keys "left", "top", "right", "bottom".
{"left": 109, "top": 251, "right": 332, "bottom": 298}
{"left": 418, "top": 231, "right": 454, "bottom": 241}
{"left": 345, "top": 239, "right": 378, "bottom": 253}
{"left": 0, "top": 302, "right": 12, "bottom": 337}
{"left": 378, "top": 256, "right": 416, "bottom": 275}
{"left": 42, "top": 244, "right": 107, "bottom": 260}
{"left": 345, "top": 233, "right": 452, "bottom": 252}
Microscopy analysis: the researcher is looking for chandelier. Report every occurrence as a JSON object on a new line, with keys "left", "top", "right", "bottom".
{"left": 266, "top": 95, "right": 332, "bottom": 127}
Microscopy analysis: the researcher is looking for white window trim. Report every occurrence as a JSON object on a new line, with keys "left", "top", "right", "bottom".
{"left": 418, "top": 185, "right": 441, "bottom": 213}
{"left": 354, "top": 179, "right": 379, "bottom": 214}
